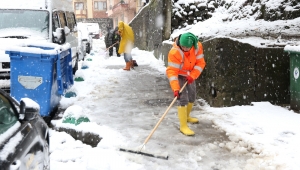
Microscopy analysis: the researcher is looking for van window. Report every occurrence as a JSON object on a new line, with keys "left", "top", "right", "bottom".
{"left": 58, "top": 11, "right": 67, "bottom": 28}
{"left": 52, "top": 12, "right": 60, "bottom": 31}
{"left": 66, "top": 12, "right": 77, "bottom": 32}
{"left": 0, "top": 9, "right": 49, "bottom": 38}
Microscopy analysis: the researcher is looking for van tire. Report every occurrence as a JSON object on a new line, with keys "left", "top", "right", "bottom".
{"left": 73, "top": 57, "right": 78, "bottom": 75}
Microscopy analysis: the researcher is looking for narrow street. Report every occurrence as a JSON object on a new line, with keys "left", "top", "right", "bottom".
{"left": 57, "top": 40, "right": 253, "bottom": 169}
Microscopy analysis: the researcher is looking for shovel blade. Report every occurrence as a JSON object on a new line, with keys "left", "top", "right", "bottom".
{"left": 119, "top": 147, "right": 168, "bottom": 160}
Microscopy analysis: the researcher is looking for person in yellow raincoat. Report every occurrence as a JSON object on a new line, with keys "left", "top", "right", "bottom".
{"left": 166, "top": 32, "right": 206, "bottom": 136}
{"left": 117, "top": 21, "right": 135, "bottom": 71}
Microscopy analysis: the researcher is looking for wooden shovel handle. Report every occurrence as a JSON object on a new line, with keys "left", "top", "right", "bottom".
{"left": 105, "top": 42, "right": 118, "bottom": 51}
{"left": 140, "top": 81, "right": 188, "bottom": 150}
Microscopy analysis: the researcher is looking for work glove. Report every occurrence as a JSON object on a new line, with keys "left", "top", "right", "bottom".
{"left": 186, "top": 76, "right": 194, "bottom": 84}
{"left": 174, "top": 91, "right": 180, "bottom": 99}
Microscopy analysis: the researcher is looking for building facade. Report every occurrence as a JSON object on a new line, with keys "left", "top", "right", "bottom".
{"left": 73, "top": 0, "right": 146, "bottom": 29}
{"left": 73, "top": 0, "right": 108, "bottom": 19}
{"left": 106, "top": 0, "right": 145, "bottom": 28}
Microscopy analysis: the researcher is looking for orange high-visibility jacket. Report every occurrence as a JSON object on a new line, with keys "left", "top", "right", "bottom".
{"left": 166, "top": 40, "right": 206, "bottom": 91}
{"left": 118, "top": 21, "right": 134, "bottom": 54}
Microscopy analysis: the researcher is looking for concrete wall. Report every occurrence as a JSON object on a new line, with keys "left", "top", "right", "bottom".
{"left": 199, "top": 37, "right": 290, "bottom": 107}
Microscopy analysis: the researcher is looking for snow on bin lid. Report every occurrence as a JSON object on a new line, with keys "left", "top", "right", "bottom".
{"left": 284, "top": 45, "right": 300, "bottom": 53}
{"left": 4, "top": 41, "right": 71, "bottom": 55}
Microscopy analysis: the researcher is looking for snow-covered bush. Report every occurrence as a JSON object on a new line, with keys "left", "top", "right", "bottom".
{"left": 171, "top": 0, "right": 300, "bottom": 32}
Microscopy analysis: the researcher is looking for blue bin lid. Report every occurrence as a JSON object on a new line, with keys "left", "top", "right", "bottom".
{"left": 6, "top": 44, "right": 73, "bottom": 95}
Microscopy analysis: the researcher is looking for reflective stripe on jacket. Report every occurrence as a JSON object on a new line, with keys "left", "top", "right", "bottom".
{"left": 166, "top": 41, "right": 206, "bottom": 91}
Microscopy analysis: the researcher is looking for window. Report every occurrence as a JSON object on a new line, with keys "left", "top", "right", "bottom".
{"left": 94, "top": 1, "right": 107, "bottom": 11}
{"left": 66, "top": 12, "right": 77, "bottom": 32}
{"left": 52, "top": 11, "right": 67, "bottom": 30}
{"left": 0, "top": 10, "right": 49, "bottom": 38}
{"left": 58, "top": 12, "right": 67, "bottom": 28}
{"left": 75, "top": 2, "right": 84, "bottom": 10}
{"left": 52, "top": 12, "right": 60, "bottom": 30}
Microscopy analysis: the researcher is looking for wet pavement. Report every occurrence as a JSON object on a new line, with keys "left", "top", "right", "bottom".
{"left": 78, "top": 63, "right": 251, "bottom": 169}
{"left": 50, "top": 42, "right": 252, "bottom": 169}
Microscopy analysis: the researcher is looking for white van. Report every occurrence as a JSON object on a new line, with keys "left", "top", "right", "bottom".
{"left": 77, "top": 22, "right": 93, "bottom": 54}
{"left": 81, "top": 23, "right": 101, "bottom": 39}
{"left": 0, "top": 0, "right": 84, "bottom": 78}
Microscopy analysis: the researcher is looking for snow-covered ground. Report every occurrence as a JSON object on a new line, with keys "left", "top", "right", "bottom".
{"left": 48, "top": 38, "right": 300, "bottom": 170}
{"left": 1, "top": 0, "right": 300, "bottom": 169}
{"left": 49, "top": 1, "right": 300, "bottom": 169}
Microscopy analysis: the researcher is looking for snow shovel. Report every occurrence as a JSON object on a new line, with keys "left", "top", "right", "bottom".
{"left": 119, "top": 82, "right": 188, "bottom": 160}
{"left": 99, "top": 42, "right": 119, "bottom": 56}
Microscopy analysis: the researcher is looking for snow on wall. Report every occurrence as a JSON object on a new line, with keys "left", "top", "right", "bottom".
{"left": 284, "top": 45, "right": 300, "bottom": 52}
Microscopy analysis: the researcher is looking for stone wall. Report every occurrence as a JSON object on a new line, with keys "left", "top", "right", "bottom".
{"left": 171, "top": 0, "right": 214, "bottom": 31}
{"left": 172, "top": 0, "right": 300, "bottom": 31}
{"left": 153, "top": 41, "right": 172, "bottom": 67}
{"left": 129, "top": 0, "right": 171, "bottom": 51}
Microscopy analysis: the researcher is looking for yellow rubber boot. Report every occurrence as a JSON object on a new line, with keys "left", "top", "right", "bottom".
{"left": 178, "top": 106, "right": 195, "bottom": 136}
{"left": 187, "top": 103, "right": 199, "bottom": 123}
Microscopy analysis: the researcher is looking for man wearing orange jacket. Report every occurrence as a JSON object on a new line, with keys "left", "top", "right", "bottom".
{"left": 166, "top": 32, "right": 206, "bottom": 136}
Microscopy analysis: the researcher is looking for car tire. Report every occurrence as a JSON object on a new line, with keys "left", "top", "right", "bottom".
{"left": 43, "top": 141, "right": 50, "bottom": 170}
{"left": 86, "top": 43, "right": 91, "bottom": 54}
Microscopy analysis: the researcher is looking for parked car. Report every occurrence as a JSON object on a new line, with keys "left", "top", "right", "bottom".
{"left": 77, "top": 22, "right": 93, "bottom": 54}
{"left": 0, "top": 89, "right": 49, "bottom": 170}
{"left": 80, "top": 23, "right": 101, "bottom": 39}
{"left": 0, "top": 0, "right": 85, "bottom": 78}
